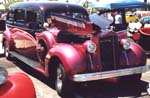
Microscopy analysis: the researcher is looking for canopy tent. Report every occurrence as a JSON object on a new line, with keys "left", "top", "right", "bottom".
{"left": 92, "top": 0, "right": 146, "bottom": 9}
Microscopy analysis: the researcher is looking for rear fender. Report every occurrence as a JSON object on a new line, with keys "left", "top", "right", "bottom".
{"left": 2, "top": 28, "right": 13, "bottom": 49}
{"left": 45, "top": 44, "right": 87, "bottom": 79}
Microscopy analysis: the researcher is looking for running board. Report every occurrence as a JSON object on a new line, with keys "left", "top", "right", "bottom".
{"left": 9, "top": 51, "right": 40, "bottom": 68}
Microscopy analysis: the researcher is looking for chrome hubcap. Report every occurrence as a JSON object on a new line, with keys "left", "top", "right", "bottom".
{"left": 4, "top": 44, "right": 9, "bottom": 57}
{"left": 56, "top": 67, "right": 63, "bottom": 90}
{"left": 147, "top": 83, "right": 150, "bottom": 95}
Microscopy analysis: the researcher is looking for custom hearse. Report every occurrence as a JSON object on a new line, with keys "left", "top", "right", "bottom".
{"left": 1, "top": 1, "right": 150, "bottom": 97}
{"left": 0, "top": 66, "right": 36, "bottom": 98}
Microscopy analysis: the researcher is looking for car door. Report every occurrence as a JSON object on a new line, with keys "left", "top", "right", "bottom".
{"left": 12, "top": 9, "right": 38, "bottom": 60}
{"left": 11, "top": 9, "right": 26, "bottom": 52}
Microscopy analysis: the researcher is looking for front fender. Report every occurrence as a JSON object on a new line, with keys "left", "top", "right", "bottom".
{"left": 0, "top": 73, "right": 36, "bottom": 98}
{"left": 120, "top": 41, "right": 146, "bottom": 66}
{"left": 45, "top": 44, "right": 87, "bottom": 78}
{"left": 130, "top": 42, "right": 146, "bottom": 65}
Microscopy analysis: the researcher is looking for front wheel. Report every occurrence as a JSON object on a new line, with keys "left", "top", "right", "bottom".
{"left": 119, "top": 74, "right": 142, "bottom": 85}
{"left": 3, "top": 41, "right": 11, "bottom": 60}
{"left": 55, "top": 64, "right": 74, "bottom": 97}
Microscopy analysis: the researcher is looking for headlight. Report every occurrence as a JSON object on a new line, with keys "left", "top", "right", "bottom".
{"left": 0, "top": 67, "right": 8, "bottom": 85}
{"left": 123, "top": 40, "right": 131, "bottom": 50}
{"left": 87, "top": 42, "right": 96, "bottom": 53}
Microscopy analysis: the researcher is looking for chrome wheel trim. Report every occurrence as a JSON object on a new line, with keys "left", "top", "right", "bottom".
{"left": 147, "top": 83, "right": 150, "bottom": 95}
{"left": 56, "top": 67, "right": 63, "bottom": 91}
{"left": 4, "top": 43, "right": 9, "bottom": 58}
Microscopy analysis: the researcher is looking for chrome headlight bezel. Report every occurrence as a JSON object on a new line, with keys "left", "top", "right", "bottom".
{"left": 123, "top": 40, "right": 131, "bottom": 50}
{"left": 87, "top": 42, "right": 97, "bottom": 53}
{"left": 0, "top": 67, "right": 8, "bottom": 85}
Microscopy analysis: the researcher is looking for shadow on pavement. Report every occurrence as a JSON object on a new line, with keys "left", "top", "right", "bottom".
{"left": 0, "top": 53, "right": 4, "bottom": 58}
{"left": 70, "top": 80, "right": 148, "bottom": 98}
{"left": 147, "top": 54, "right": 150, "bottom": 58}
{"left": 11, "top": 58, "right": 149, "bottom": 98}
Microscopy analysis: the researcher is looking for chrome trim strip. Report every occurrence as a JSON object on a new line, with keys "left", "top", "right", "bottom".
{"left": 73, "top": 65, "right": 150, "bottom": 82}
{"left": 124, "top": 51, "right": 129, "bottom": 65}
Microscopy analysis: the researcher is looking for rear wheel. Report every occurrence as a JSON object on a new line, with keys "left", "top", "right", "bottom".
{"left": 55, "top": 63, "right": 74, "bottom": 97}
{"left": 37, "top": 41, "right": 47, "bottom": 63}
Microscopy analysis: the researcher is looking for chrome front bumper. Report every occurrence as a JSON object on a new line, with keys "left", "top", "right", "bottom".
{"left": 73, "top": 65, "right": 150, "bottom": 82}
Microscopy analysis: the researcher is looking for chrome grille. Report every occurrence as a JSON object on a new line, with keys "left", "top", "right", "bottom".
{"left": 99, "top": 34, "right": 120, "bottom": 71}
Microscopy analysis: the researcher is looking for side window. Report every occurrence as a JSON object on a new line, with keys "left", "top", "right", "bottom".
{"left": 26, "top": 11, "right": 39, "bottom": 29}
{"left": 7, "top": 12, "right": 14, "bottom": 21}
{"left": 14, "top": 9, "right": 25, "bottom": 23}
{"left": 26, "top": 11, "right": 36, "bottom": 23}
{"left": 6, "top": 11, "right": 14, "bottom": 25}
{"left": 72, "top": 13, "right": 87, "bottom": 20}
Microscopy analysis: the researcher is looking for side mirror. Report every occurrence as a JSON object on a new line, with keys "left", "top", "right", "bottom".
{"left": 0, "top": 19, "right": 6, "bottom": 31}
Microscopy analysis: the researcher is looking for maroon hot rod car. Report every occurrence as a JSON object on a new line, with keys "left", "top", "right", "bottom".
{"left": 1, "top": 1, "right": 150, "bottom": 97}
{"left": 0, "top": 67, "right": 36, "bottom": 98}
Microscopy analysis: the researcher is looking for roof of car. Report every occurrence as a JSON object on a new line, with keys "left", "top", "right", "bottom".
{"left": 8, "top": 1, "right": 87, "bottom": 14}
{"left": 9, "top": 1, "right": 80, "bottom": 7}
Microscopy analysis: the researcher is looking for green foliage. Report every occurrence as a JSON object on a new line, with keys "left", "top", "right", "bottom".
{"left": 4, "top": 0, "right": 23, "bottom": 8}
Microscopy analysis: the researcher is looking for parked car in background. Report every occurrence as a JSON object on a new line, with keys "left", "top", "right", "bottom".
{"left": 140, "top": 16, "right": 150, "bottom": 23}
{"left": 0, "top": 67, "right": 36, "bottom": 98}
{"left": 136, "top": 16, "right": 150, "bottom": 53}
{"left": 134, "top": 11, "right": 150, "bottom": 18}
{"left": 1, "top": 1, "right": 150, "bottom": 97}
{"left": 125, "top": 11, "right": 139, "bottom": 23}
{"left": 127, "top": 16, "right": 150, "bottom": 53}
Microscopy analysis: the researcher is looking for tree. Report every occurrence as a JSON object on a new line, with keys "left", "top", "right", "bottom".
{"left": 4, "top": 0, "right": 23, "bottom": 8}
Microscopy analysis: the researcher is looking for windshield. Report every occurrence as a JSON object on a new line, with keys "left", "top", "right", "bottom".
{"left": 44, "top": 8, "right": 89, "bottom": 23}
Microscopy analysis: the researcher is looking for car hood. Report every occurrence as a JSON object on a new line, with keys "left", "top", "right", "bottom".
{"left": 89, "top": 13, "right": 113, "bottom": 31}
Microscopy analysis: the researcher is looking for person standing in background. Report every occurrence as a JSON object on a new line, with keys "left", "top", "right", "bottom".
{"left": 114, "top": 11, "right": 122, "bottom": 24}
